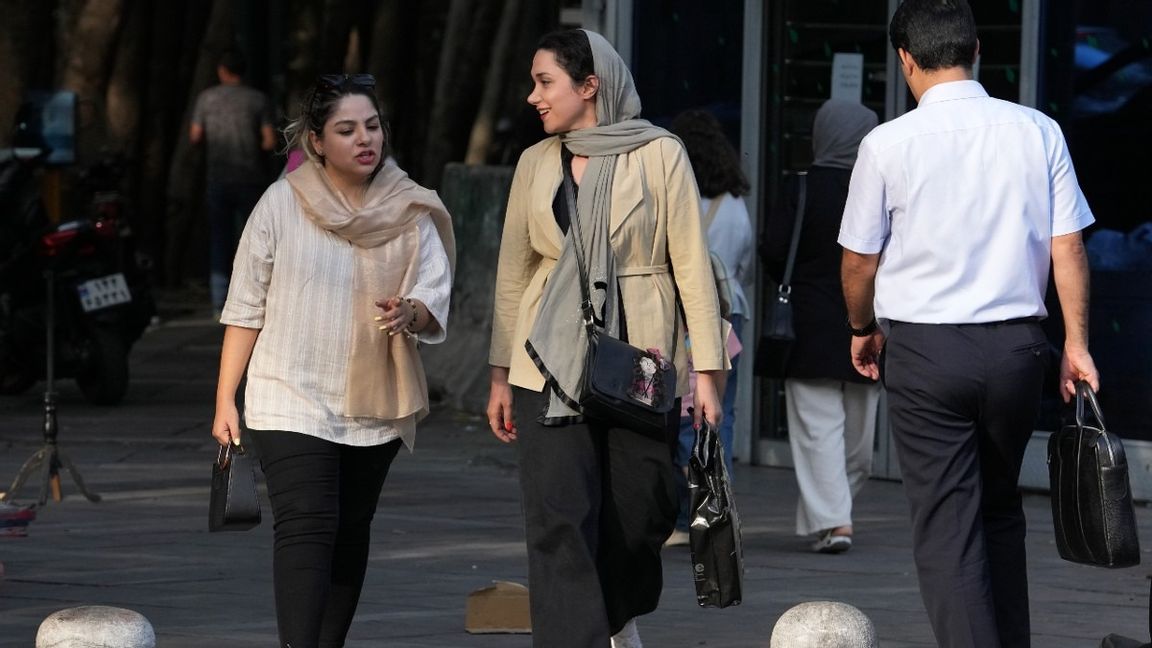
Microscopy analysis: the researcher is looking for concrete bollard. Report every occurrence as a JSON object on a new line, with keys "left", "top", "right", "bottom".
{"left": 770, "top": 601, "right": 877, "bottom": 648}
{"left": 36, "top": 606, "right": 156, "bottom": 648}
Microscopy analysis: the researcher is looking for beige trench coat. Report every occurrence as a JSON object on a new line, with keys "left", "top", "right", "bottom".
{"left": 489, "top": 135, "right": 728, "bottom": 396}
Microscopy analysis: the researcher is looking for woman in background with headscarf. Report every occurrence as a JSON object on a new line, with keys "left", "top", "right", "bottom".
{"left": 762, "top": 99, "right": 880, "bottom": 555}
{"left": 486, "top": 28, "right": 726, "bottom": 648}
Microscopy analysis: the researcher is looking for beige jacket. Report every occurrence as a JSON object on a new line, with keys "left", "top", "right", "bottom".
{"left": 489, "top": 135, "right": 728, "bottom": 394}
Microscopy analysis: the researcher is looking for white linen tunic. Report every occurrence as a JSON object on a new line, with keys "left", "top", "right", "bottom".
{"left": 220, "top": 180, "right": 451, "bottom": 449}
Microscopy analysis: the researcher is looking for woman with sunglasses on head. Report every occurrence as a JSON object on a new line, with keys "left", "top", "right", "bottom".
{"left": 487, "top": 29, "right": 727, "bottom": 648}
{"left": 210, "top": 73, "right": 455, "bottom": 648}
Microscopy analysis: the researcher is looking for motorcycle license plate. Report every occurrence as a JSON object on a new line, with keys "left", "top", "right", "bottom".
{"left": 77, "top": 273, "right": 132, "bottom": 312}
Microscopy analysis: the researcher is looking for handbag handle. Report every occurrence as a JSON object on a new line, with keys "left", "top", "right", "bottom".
{"left": 216, "top": 442, "right": 247, "bottom": 470}
{"left": 1074, "top": 380, "right": 1106, "bottom": 430}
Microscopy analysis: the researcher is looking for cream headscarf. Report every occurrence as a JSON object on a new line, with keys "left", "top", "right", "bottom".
{"left": 287, "top": 158, "right": 455, "bottom": 421}
{"left": 525, "top": 29, "right": 676, "bottom": 424}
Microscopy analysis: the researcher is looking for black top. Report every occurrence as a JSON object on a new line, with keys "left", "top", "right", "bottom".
{"left": 761, "top": 166, "right": 871, "bottom": 384}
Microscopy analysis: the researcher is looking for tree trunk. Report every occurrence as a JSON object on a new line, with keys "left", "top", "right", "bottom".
{"left": 0, "top": 1, "right": 55, "bottom": 147}
{"left": 464, "top": 0, "right": 522, "bottom": 165}
{"left": 58, "top": 0, "right": 126, "bottom": 163}
{"left": 318, "top": 0, "right": 356, "bottom": 73}
{"left": 106, "top": 0, "right": 146, "bottom": 156}
{"left": 422, "top": 0, "right": 500, "bottom": 186}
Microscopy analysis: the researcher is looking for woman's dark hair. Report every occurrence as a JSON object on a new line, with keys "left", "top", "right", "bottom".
{"left": 283, "top": 74, "right": 389, "bottom": 165}
{"left": 670, "top": 110, "right": 749, "bottom": 198}
{"left": 889, "top": 0, "right": 978, "bottom": 71}
{"left": 536, "top": 29, "right": 595, "bottom": 85}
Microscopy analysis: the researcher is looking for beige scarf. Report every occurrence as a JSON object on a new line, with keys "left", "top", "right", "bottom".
{"left": 286, "top": 158, "right": 455, "bottom": 420}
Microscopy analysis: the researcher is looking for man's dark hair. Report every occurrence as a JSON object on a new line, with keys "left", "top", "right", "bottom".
{"left": 536, "top": 29, "right": 595, "bottom": 85}
{"left": 889, "top": 0, "right": 978, "bottom": 71}
{"left": 218, "top": 50, "right": 247, "bottom": 77}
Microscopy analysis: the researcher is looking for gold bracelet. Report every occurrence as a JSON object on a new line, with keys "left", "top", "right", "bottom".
{"left": 403, "top": 297, "right": 418, "bottom": 333}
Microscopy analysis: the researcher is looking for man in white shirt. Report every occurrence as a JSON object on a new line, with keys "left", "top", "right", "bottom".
{"left": 838, "top": 1, "right": 1099, "bottom": 646}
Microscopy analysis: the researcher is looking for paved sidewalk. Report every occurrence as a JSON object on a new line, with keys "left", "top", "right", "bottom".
{"left": 1, "top": 315, "right": 1150, "bottom": 647}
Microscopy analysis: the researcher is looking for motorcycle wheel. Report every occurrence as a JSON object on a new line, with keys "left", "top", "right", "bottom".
{"left": 76, "top": 327, "right": 129, "bottom": 405}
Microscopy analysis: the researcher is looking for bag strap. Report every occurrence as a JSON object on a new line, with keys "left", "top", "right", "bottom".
{"left": 780, "top": 172, "right": 808, "bottom": 289}
{"left": 701, "top": 195, "right": 722, "bottom": 231}
{"left": 561, "top": 166, "right": 595, "bottom": 329}
{"left": 1074, "top": 380, "right": 1106, "bottom": 429}
{"left": 562, "top": 159, "right": 680, "bottom": 358}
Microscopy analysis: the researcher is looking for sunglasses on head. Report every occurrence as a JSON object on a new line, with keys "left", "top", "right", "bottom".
{"left": 317, "top": 73, "right": 376, "bottom": 91}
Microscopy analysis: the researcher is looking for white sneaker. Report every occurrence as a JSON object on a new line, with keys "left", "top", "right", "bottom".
{"left": 611, "top": 618, "right": 643, "bottom": 648}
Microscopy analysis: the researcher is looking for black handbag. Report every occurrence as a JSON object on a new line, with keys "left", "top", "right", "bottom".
{"left": 688, "top": 417, "right": 744, "bottom": 608}
{"left": 562, "top": 167, "right": 677, "bottom": 438}
{"left": 209, "top": 442, "right": 262, "bottom": 532}
{"left": 1047, "top": 381, "right": 1140, "bottom": 568}
{"left": 755, "top": 172, "right": 806, "bottom": 379}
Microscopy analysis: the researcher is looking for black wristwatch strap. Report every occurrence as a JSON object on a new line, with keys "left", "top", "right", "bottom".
{"left": 849, "top": 318, "right": 879, "bottom": 337}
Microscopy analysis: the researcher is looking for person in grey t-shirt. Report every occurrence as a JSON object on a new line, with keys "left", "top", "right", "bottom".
{"left": 190, "top": 51, "right": 275, "bottom": 314}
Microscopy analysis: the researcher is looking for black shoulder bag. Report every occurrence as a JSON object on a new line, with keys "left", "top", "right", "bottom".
{"left": 754, "top": 171, "right": 806, "bottom": 379}
{"left": 563, "top": 168, "right": 677, "bottom": 438}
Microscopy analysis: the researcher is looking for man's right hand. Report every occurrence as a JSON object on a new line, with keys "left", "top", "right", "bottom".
{"left": 487, "top": 367, "right": 517, "bottom": 442}
{"left": 850, "top": 330, "right": 886, "bottom": 381}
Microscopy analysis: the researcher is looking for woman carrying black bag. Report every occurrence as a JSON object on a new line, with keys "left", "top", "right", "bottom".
{"left": 760, "top": 99, "right": 881, "bottom": 554}
{"left": 485, "top": 29, "right": 727, "bottom": 648}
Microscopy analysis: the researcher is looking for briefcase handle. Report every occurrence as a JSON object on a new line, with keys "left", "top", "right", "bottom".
{"left": 1074, "top": 380, "right": 1105, "bottom": 430}
{"left": 216, "top": 442, "right": 247, "bottom": 470}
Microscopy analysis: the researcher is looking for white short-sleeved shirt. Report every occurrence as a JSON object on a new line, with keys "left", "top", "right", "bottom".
{"left": 838, "top": 80, "right": 1095, "bottom": 324}
{"left": 220, "top": 180, "right": 452, "bottom": 449}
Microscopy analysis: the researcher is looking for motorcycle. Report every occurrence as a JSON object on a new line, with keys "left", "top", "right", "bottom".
{"left": 0, "top": 148, "right": 154, "bottom": 405}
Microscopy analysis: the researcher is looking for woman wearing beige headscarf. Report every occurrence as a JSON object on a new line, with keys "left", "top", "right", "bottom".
{"left": 486, "top": 29, "right": 726, "bottom": 648}
{"left": 210, "top": 74, "right": 454, "bottom": 647}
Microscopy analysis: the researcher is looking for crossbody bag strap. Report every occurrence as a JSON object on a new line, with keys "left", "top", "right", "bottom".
{"left": 561, "top": 167, "right": 595, "bottom": 331}
{"left": 781, "top": 172, "right": 808, "bottom": 288}
{"left": 701, "top": 195, "right": 722, "bottom": 231}
{"left": 562, "top": 159, "right": 681, "bottom": 359}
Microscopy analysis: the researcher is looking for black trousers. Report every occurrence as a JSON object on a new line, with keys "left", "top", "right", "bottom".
{"left": 884, "top": 321, "right": 1048, "bottom": 648}
{"left": 513, "top": 387, "right": 679, "bottom": 648}
{"left": 248, "top": 429, "right": 402, "bottom": 648}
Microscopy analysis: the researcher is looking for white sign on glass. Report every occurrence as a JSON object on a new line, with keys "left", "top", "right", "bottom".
{"left": 831, "top": 53, "right": 865, "bottom": 104}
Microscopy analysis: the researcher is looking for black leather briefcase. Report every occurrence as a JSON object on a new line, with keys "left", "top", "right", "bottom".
{"left": 1048, "top": 381, "right": 1140, "bottom": 568}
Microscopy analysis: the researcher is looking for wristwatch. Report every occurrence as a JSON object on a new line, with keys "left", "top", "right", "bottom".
{"left": 848, "top": 318, "right": 879, "bottom": 337}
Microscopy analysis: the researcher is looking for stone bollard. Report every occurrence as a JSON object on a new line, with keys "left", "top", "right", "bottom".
{"left": 770, "top": 601, "right": 878, "bottom": 648}
{"left": 36, "top": 606, "right": 156, "bottom": 648}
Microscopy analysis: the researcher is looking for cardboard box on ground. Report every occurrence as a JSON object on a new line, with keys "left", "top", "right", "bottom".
{"left": 464, "top": 580, "right": 531, "bottom": 634}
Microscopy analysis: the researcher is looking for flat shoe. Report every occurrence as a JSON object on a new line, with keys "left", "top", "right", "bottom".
{"left": 811, "top": 531, "right": 852, "bottom": 554}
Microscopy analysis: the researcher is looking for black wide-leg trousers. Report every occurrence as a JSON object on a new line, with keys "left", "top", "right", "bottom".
{"left": 884, "top": 320, "right": 1048, "bottom": 648}
{"left": 249, "top": 429, "right": 402, "bottom": 648}
{"left": 513, "top": 387, "right": 679, "bottom": 648}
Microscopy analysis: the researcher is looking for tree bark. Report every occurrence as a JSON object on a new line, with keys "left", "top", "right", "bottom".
{"left": 0, "top": 1, "right": 55, "bottom": 147}
{"left": 58, "top": 0, "right": 126, "bottom": 163}
{"left": 464, "top": 0, "right": 522, "bottom": 165}
{"left": 106, "top": 0, "right": 146, "bottom": 155}
{"left": 422, "top": 0, "right": 500, "bottom": 186}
